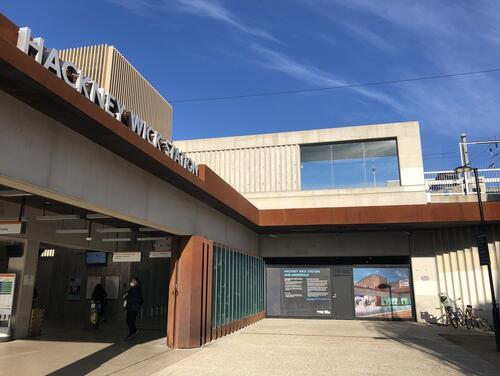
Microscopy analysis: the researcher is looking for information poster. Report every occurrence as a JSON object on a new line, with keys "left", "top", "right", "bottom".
{"left": 280, "top": 268, "right": 332, "bottom": 317}
{"left": 85, "top": 276, "right": 102, "bottom": 299}
{"left": 67, "top": 276, "right": 82, "bottom": 300}
{"left": 105, "top": 276, "right": 120, "bottom": 299}
{"left": 353, "top": 267, "right": 412, "bottom": 320}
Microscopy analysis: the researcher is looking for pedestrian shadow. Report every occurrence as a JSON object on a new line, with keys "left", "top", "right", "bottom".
{"left": 46, "top": 329, "right": 166, "bottom": 376}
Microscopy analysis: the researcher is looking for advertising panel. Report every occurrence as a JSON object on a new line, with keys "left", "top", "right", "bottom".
{"left": 353, "top": 267, "right": 412, "bottom": 320}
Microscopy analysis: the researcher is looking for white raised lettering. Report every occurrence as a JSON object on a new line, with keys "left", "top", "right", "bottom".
{"left": 42, "top": 49, "right": 62, "bottom": 79}
{"left": 17, "top": 27, "right": 44, "bottom": 64}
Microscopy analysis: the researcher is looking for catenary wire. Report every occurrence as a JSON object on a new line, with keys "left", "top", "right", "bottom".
{"left": 170, "top": 67, "right": 500, "bottom": 103}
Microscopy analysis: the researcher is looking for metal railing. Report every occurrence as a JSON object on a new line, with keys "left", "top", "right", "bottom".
{"left": 424, "top": 168, "right": 500, "bottom": 196}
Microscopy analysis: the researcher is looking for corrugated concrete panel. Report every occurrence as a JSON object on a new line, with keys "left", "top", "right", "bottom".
{"left": 412, "top": 226, "right": 500, "bottom": 324}
{"left": 59, "top": 45, "right": 173, "bottom": 139}
{"left": 187, "top": 144, "right": 300, "bottom": 194}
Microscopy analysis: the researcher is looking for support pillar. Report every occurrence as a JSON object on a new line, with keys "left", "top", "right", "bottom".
{"left": 8, "top": 240, "right": 39, "bottom": 339}
{"left": 167, "top": 236, "right": 213, "bottom": 349}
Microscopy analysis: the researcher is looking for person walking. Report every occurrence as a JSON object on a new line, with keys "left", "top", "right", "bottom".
{"left": 91, "top": 283, "right": 108, "bottom": 323}
{"left": 123, "top": 277, "right": 143, "bottom": 339}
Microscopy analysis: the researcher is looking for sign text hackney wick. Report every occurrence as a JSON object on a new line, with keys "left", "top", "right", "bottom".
{"left": 16, "top": 27, "right": 198, "bottom": 176}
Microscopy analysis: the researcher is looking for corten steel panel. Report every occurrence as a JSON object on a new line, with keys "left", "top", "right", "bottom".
{"left": 259, "top": 202, "right": 500, "bottom": 228}
{"left": 205, "top": 243, "right": 214, "bottom": 343}
{"left": 167, "top": 236, "right": 214, "bottom": 349}
{"left": 166, "top": 238, "right": 179, "bottom": 348}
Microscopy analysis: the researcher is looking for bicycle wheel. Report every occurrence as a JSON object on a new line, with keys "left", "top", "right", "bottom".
{"left": 477, "top": 319, "right": 490, "bottom": 331}
{"left": 455, "top": 308, "right": 467, "bottom": 328}
{"left": 446, "top": 308, "right": 459, "bottom": 328}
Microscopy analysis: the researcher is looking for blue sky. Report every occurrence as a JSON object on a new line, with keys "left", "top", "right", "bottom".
{"left": 4, "top": 1, "right": 500, "bottom": 170}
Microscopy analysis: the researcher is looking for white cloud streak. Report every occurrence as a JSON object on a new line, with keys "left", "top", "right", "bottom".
{"left": 250, "top": 44, "right": 404, "bottom": 111}
{"left": 108, "top": 0, "right": 275, "bottom": 41}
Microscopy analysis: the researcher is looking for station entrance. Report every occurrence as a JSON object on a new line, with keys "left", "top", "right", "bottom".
{"left": 0, "top": 185, "right": 174, "bottom": 341}
{"left": 265, "top": 257, "right": 415, "bottom": 321}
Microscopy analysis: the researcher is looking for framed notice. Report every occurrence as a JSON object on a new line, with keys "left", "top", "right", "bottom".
{"left": 85, "top": 276, "right": 102, "bottom": 299}
{"left": 0, "top": 222, "right": 22, "bottom": 235}
{"left": 112, "top": 252, "right": 141, "bottom": 263}
{"left": 105, "top": 276, "right": 120, "bottom": 299}
{"left": 67, "top": 276, "right": 82, "bottom": 300}
{"left": 149, "top": 251, "right": 171, "bottom": 258}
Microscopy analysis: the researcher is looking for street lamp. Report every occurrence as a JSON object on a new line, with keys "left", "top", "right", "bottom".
{"left": 454, "top": 165, "right": 500, "bottom": 351}
{"left": 378, "top": 283, "right": 393, "bottom": 321}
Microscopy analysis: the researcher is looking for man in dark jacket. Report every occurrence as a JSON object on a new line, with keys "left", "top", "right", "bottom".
{"left": 123, "top": 277, "right": 143, "bottom": 339}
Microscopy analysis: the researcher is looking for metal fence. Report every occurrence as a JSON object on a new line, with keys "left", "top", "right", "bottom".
{"left": 424, "top": 168, "right": 500, "bottom": 196}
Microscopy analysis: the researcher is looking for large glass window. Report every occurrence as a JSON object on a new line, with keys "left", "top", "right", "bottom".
{"left": 300, "top": 139, "right": 400, "bottom": 190}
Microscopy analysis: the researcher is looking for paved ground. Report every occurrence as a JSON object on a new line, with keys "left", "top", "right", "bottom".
{"left": 0, "top": 319, "right": 499, "bottom": 375}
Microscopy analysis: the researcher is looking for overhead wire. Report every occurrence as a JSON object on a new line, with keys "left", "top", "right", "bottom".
{"left": 170, "top": 67, "right": 500, "bottom": 103}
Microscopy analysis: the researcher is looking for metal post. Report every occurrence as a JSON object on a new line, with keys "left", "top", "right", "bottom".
{"left": 474, "top": 168, "right": 500, "bottom": 351}
{"left": 389, "top": 286, "right": 394, "bottom": 321}
{"left": 461, "top": 134, "right": 470, "bottom": 194}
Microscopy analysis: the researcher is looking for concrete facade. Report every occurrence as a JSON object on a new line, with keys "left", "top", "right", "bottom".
{"left": 176, "top": 122, "right": 427, "bottom": 209}
{"left": 0, "top": 90, "right": 258, "bottom": 254}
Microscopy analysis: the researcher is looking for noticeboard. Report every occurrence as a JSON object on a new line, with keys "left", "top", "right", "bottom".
{"left": 267, "top": 267, "right": 332, "bottom": 317}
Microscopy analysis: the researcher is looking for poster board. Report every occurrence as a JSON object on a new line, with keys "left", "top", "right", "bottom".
{"left": 105, "top": 276, "right": 120, "bottom": 299}
{"left": 112, "top": 252, "right": 141, "bottom": 262}
{"left": 66, "top": 276, "right": 82, "bottom": 300}
{"left": 85, "top": 276, "right": 102, "bottom": 299}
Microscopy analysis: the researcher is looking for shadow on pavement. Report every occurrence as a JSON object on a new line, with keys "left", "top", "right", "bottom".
{"left": 369, "top": 321, "right": 499, "bottom": 376}
{"left": 28, "top": 318, "right": 168, "bottom": 375}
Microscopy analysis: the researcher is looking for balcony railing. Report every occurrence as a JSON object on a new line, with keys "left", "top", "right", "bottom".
{"left": 424, "top": 168, "right": 500, "bottom": 196}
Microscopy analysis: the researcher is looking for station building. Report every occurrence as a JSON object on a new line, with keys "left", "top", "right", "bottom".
{"left": 0, "top": 13, "right": 499, "bottom": 348}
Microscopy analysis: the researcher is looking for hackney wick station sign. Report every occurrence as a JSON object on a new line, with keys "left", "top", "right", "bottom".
{"left": 16, "top": 27, "right": 199, "bottom": 177}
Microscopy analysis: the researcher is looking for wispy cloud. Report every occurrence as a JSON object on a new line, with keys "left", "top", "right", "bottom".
{"left": 250, "top": 44, "right": 403, "bottom": 111}
{"left": 341, "top": 22, "right": 393, "bottom": 51}
{"left": 108, "top": 0, "right": 276, "bottom": 41}
{"left": 302, "top": 0, "right": 500, "bottom": 138}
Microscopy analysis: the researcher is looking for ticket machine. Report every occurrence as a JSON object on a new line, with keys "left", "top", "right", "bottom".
{"left": 0, "top": 273, "right": 16, "bottom": 342}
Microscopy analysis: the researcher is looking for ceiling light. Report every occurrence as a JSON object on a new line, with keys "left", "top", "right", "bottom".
{"left": 0, "top": 190, "right": 33, "bottom": 197}
{"left": 138, "top": 227, "right": 159, "bottom": 232}
{"left": 86, "top": 213, "right": 112, "bottom": 219}
{"left": 102, "top": 238, "right": 131, "bottom": 242}
{"left": 137, "top": 237, "right": 168, "bottom": 241}
{"left": 36, "top": 215, "right": 80, "bottom": 221}
{"left": 96, "top": 228, "right": 131, "bottom": 233}
{"left": 55, "top": 229, "right": 89, "bottom": 234}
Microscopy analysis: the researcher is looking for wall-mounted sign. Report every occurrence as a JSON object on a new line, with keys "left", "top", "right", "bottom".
{"left": 112, "top": 252, "right": 141, "bottom": 263}
{"left": 149, "top": 251, "right": 171, "bottom": 258}
{"left": 0, "top": 222, "right": 22, "bottom": 235}
{"left": 16, "top": 27, "right": 199, "bottom": 177}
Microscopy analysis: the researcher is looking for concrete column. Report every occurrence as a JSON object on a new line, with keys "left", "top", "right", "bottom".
{"left": 8, "top": 240, "right": 39, "bottom": 339}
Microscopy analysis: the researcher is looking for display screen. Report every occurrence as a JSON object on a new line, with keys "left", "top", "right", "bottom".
{"left": 353, "top": 267, "right": 412, "bottom": 320}
{"left": 266, "top": 267, "right": 332, "bottom": 317}
{"left": 86, "top": 251, "right": 107, "bottom": 266}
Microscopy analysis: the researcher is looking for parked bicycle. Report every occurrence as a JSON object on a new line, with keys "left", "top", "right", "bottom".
{"left": 464, "top": 305, "right": 491, "bottom": 331}
{"left": 438, "top": 293, "right": 466, "bottom": 328}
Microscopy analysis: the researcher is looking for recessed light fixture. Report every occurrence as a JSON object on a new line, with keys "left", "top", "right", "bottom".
{"left": 102, "top": 238, "right": 131, "bottom": 242}
{"left": 36, "top": 214, "right": 80, "bottom": 221}
{"left": 55, "top": 229, "right": 89, "bottom": 234}
{"left": 86, "top": 213, "right": 112, "bottom": 219}
{"left": 96, "top": 228, "right": 131, "bottom": 233}
{"left": 0, "top": 190, "right": 33, "bottom": 197}
{"left": 136, "top": 237, "right": 168, "bottom": 241}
